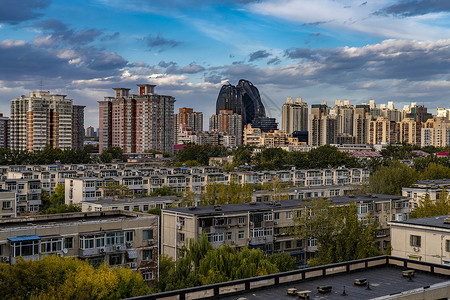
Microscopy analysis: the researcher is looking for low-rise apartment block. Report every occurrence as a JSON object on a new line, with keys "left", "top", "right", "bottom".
{"left": 391, "top": 214, "right": 450, "bottom": 265}
{"left": 161, "top": 194, "right": 409, "bottom": 264}
{"left": 0, "top": 211, "right": 159, "bottom": 283}
{"left": 402, "top": 179, "right": 450, "bottom": 209}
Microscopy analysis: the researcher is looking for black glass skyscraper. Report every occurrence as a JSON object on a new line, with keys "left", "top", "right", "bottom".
{"left": 216, "top": 79, "right": 266, "bottom": 125}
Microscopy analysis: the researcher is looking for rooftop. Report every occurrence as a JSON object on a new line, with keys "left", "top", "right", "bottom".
{"left": 83, "top": 196, "right": 179, "bottom": 206}
{"left": 129, "top": 256, "right": 450, "bottom": 300}
{"left": 0, "top": 210, "right": 156, "bottom": 230}
{"left": 164, "top": 194, "right": 407, "bottom": 216}
{"left": 391, "top": 215, "right": 450, "bottom": 230}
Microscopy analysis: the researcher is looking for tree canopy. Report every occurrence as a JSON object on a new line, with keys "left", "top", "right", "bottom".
{"left": 410, "top": 190, "right": 450, "bottom": 218}
{"left": 153, "top": 235, "right": 295, "bottom": 293}
{"left": 293, "top": 198, "right": 381, "bottom": 266}
{"left": 0, "top": 146, "right": 92, "bottom": 165}
{"left": 41, "top": 184, "right": 81, "bottom": 214}
{"left": 174, "top": 144, "right": 229, "bottom": 166}
{"left": 0, "top": 255, "right": 150, "bottom": 299}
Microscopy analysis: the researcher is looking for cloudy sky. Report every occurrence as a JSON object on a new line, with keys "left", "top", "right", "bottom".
{"left": 0, "top": 0, "right": 449, "bottom": 128}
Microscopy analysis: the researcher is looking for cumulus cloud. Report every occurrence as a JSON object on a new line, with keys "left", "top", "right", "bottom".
{"left": 267, "top": 57, "right": 281, "bottom": 65}
{"left": 248, "top": 50, "right": 271, "bottom": 62}
{"left": 375, "top": 0, "right": 450, "bottom": 17}
{"left": 0, "top": 0, "right": 50, "bottom": 24}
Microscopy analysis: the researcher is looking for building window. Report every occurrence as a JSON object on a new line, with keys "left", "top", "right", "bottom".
{"left": 142, "top": 249, "right": 153, "bottom": 260}
{"left": 274, "top": 212, "right": 280, "bottom": 220}
{"left": 109, "top": 254, "right": 122, "bottom": 265}
{"left": 226, "top": 232, "right": 232, "bottom": 240}
{"left": 285, "top": 211, "right": 292, "bottom": 219}
{"left": 2, "top": 201, "right": 11, "bottom": 210}
{"left": 285, "top": 241, "right": 291, "bottom": 249}
{"left": 446, "top": 240, "right": 450, "bottom": 252}
{"left": 410, "top": 235, "right": 421, "bottom": 247}
{"left": 125, "top": 231, "right": 134, "bottom": 242}
{"left": 238, "top": 217, "right": 245, "bottom": 224}
{"left": 0, "top": 244, "right": 4, "bottom": 256}
{"left": 179, "top": 233, "right": 185, "bottom": 242}
{"left": 142, "top": 271, "right": 153, "bottom": 281}
{"left": 64, "top": 237, "right": 73, "bottom": 249}
{"left": 274, "top": 242, "right": 280, "bottom": 251}
{"left": 238, "top": 231, "right": 244, "bottom": 239}
{"left": 143, "top": 230, "right": 153, "bottom": 240}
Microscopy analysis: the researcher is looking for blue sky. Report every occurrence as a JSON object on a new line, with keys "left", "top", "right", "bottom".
{"left": 0, "top": 0, "right": 449, "bottom": 128}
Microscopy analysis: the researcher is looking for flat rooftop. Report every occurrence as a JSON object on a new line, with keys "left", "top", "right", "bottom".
{"left": 83, "top": 196, "right": 179, "bottom": 206}
{"left": 130, "top": 256, "right": 450, "bottom": 300}
{"left": 391, "top": 215, "right": 450, "bottom": 230}
{"left": 164, "top": 194, "right": 407, "bottom": 216}
{"left": 220, "top": 265, "right": 447, "bottom": 300}
{"left": 0, "top": 210, "right": 156, "bottom": 230}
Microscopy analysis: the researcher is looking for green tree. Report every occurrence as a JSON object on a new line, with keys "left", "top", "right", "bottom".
{"left": 100, "top": 146, "right": 124, "bottom": 163}
{"left": 0, "top": 255, "right": 150, "bottom": 299}
{"left": 41, "top": 184, "right": 82, "bottom": 214}
{"left": 411, "top": 189, "right": 450, "bottom": 218}
{"left": 253, "top": 147, "right": 289, "bottom": 170}
{"left": 175, "top": 144, "right": 229, "bottom": 165}
{"left": 103, "top": 181, "right": 132, "bottom": 198}
{"left": 420, "top": 162, "right": 450, "bottom": 180}
{"left": 152, "top": 235, "right": 295, "bottom": 292}
{"left": 293, "top": 198, "right": 380, "bottom": 266}
{"left": 365, "top": 160, "right": 418, "bottom": 195}
{"left": 232, "top": 145, "right": 254, "bottom": 166}
{"left": 149, "top": 186, "right": 179, "bottom": 197}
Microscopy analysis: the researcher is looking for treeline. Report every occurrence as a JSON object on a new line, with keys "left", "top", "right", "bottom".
{"left": 153, "top": 235, "right": 295, "bottom": 292}
{"left": 0, "top": 145, "right": 125, "bottom": 165}
{"left": 0, "top": 255, "right": 150, "bottom": 299}
{"left": 175, "top": 144, "right": 362, "bottom": 170}
{"left": 363, "top": 160, "right": 450, "bottom": 195}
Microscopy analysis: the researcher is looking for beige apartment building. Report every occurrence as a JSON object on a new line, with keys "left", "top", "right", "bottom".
{"left": 421, "top": 117, "right": 450, "bottom": 147}
{"left": 0, "top": 211, "right": 159, "bottom": 282}
{"left": 161, "top": 194, "right": 409, "bottom": 263}
{"left": 10, "top": 91, "right": 75, "bottom": 151}
{"left": 0, "top": 190, "right": 16, "bottom": 218}
{"left": 281, "top": 97, "right": 308, "bottom": 134}
{"left": 390, "top": 214, "right": 450, "bottom": 265}
{"left": 402, "top": 179, "right": 450, "bottom": 209}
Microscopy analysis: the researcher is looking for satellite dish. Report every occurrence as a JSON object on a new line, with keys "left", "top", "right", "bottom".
{"left": 62, "top": 248, "right": 68, "bottom": 254}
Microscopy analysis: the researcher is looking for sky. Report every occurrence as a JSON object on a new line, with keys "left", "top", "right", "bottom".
{"left": 0, "top": 0, "right": 449, "bottom": 128}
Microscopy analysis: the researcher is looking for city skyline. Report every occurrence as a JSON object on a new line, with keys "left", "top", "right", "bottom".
{"left": 0, "top": 0, "right": 449, "bottom": 128}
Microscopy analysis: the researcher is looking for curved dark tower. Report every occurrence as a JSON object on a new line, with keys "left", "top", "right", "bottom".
{"left": 216, "top": 79, "right": 266, "bottom": 125}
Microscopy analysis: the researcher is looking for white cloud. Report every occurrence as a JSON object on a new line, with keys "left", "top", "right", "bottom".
{"left": 247, "top": 0, "right": 450, "bottom": 40}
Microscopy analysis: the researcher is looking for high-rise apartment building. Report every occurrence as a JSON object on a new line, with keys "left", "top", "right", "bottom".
{"left": 0, "top": 114, "right": 10, "bottom": 148}
{"left": 10, "top": 91, "right": 79, "bottom": 151}
{"left": 369, "top": 117, "right": 400, "bottom": 145}
{"left": 98, "top": 84, "right": 175, "bottom": 154}
{"left": 72, "top": 105, "right": 85, "bottom": 149}
{"left": 282, "top": 97, "right": 308, "bottom": 134}
{"left": 85, "top": 126, "right": 96, "bottom": 138}
{"left": 405, "top": 104, "right": 433, "bottom": 123}
{"left": 174, "top": 108, "right": 203, "bottom": 145}
{"left": 399, "top": 118, "right": 421, "bottom": 146}
{"left": 354, "top": 105, "right": 372, "bottom": 144}
{"left": 209, "top": 110, "right": 243, "bottom": 145}
{"left": 421, "top": 118, "right": 450, "bottom": 147}
{"left": 309, "top": 103, "right": 337, "bottom": 146}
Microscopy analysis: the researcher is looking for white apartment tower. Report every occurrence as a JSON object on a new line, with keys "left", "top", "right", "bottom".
{"left": 10, "top": 91, "right": 74, "bottom": 151}
{"left": 282, "top": 97, "right": 308, "bottom": 134}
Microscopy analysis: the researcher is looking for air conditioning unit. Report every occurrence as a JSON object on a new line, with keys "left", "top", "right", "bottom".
{"left": 413, "top": 247, "right": 419, "bottom": 252}
{"left": 274, "top": 221, "right": 278, "bottom": 225}
{"left": 116, "top": 245, "right": 121, "bottom": 250}
{"left": 231, "top": 241, "right": 236, "bottom": 245}
{"left": 128, "top": 262, "right": 137, "bottom": 268}
{"left": 177, "top": 225, "right": 182, "bottom": 230}
{"left": 147, "top": 239, "right": 154, "bottom": 246}
{"left": 238, "top": 224, "right": 244, "bottom": 228}
{"left": 2, "top": 257, "right": 10, "bottom": 263}
{"left": 126, "top": 242, "right": 132, "bottom": 248}
{"left": 100, "top": 248, "right": 105, "bottom": 253}
{"left": 250, "top": 222, "right": 254, "bottom": 226}
{"left": 17, "top": 190, "right": 22, "bottom": 193}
